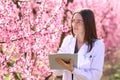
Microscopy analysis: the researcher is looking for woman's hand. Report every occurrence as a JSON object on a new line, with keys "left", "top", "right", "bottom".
{"left": 55, "top": 57, "right": 74, "bottom": 72}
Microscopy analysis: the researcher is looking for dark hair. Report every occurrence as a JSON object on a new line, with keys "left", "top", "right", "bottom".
{"left": 71, "top": 9, "right": 98, "bottom": 52}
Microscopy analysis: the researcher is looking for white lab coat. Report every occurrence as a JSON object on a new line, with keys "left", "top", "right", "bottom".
{"left": 54, "top": 35, "right": 105, "bottom": 80}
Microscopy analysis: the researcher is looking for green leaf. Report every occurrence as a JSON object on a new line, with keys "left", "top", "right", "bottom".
{"left": 6, "top": 60, "right": 15, "bottom": 68}
{"left": 4, "top": 74, "right": 10, "bottom": 80}
{"left": 13, "top": 72, "right": 22, "bottom": 80}
{"left": 1, "top": 43, "right": 6, "bottom": 53}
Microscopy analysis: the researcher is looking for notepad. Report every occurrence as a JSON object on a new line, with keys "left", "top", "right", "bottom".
{"left": 48, "top": 54, "right": 78, "bottom": 70}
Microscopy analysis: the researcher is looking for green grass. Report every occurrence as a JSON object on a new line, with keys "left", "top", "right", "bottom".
{"left": 101, "top": 51, "right": 120, "bottom": 80}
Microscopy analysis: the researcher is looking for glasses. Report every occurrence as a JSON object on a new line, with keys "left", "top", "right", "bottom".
{"left": 71, "top": 19, "right": 84, "bottom": 24}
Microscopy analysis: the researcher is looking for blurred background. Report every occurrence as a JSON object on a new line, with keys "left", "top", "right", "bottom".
{"left": 0, "top": 0, "right": 120, "bottom": 80}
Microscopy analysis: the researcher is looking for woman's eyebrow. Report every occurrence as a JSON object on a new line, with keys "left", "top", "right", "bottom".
{"left": 72, "top": 18, "right": 82, "bottom": 20}
{"left": 77, "top": 19, "right": 83, "bottom": 21}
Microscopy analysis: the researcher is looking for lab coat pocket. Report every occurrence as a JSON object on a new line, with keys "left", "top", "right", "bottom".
{"left": 81, "top": 53, "right": 92, "bottom": 69}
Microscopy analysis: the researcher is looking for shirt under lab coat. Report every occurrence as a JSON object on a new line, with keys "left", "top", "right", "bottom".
{"left": 54, "top": 35, "right": 105, "bottom": 80}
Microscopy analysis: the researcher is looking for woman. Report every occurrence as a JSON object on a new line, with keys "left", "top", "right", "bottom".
{"left": 55, "top": 9, "right": 105, "bottom": 80}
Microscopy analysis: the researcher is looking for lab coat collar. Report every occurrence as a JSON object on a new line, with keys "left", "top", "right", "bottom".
{"left": 69, "top": 36, "right": 76, "bottom": 53}
{"left": 69, "top": 36, "right": 88, "bottom": 55}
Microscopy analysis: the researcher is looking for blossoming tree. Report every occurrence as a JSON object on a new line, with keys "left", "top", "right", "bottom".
{"left": 0, "top": 0, "right": 67, "bottom": 79}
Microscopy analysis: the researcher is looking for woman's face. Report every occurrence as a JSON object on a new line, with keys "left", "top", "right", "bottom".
{"left": 72, "top": 13, "right": 85, "bottom": 36}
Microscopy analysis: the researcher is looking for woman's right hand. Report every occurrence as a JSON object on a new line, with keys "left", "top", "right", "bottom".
{"left": 55, "top": 57, "right": 74, "bottom": 72}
